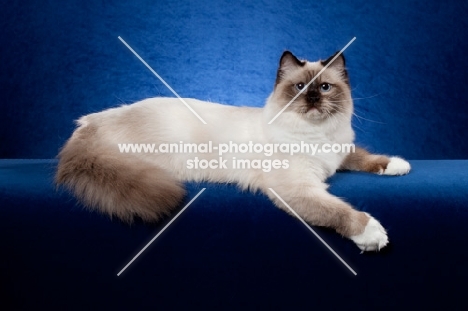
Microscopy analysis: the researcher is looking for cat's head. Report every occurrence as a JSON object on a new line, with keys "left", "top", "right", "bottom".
{"left": 270, "top": 51, "right": 352, "bottom": 122}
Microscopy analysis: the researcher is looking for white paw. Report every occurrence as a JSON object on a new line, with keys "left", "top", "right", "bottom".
{"left": 383, "top": 157, "right": 411, "bottom": 176}
{"left": 350, "top": 215, "right": 388, "bottom": 252}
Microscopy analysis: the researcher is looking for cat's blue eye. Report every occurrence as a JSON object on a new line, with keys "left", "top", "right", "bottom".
{"left": 320, "top": 83, "right": 332, "bottom": 92}
{"left": 295, "top": 83, "right": 305, "bottom": 91}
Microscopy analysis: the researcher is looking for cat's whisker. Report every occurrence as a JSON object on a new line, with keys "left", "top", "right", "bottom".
{"left": 323, "top": 107, "right": 340, "bottom": 129}
{"left": 352, "top": 123, "right": 365, "bottom": 133}
{"left": 351, "top": 93, "right": 382, "bottom": 100}
{"left": 330, "top": 86, "right": 358, "bottom": 99}
{"left": 327, "top": 99, "right": 353, "bottom": 103}
{"left": 113, "top": 95, "right": 130, "bottom": 105}
{"left": 330, "top": 114, "right": 339, "bottom": 129}
{"left": 329, "top": 92, "right": 346, "bottom": 99}
{"left": 352, "top": 112, "right": 386, "bottom": 124}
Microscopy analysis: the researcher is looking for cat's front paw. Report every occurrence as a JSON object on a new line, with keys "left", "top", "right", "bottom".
{"left": 383, "top": 157, "right": 411, "bottom": 176}
{"left": 350, "top": 215, "right": 388, "bottom": 252}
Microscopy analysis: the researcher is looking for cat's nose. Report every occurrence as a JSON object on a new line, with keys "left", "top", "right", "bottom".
{"left": 307, "top": 91, "right": 320, "bottom": 103}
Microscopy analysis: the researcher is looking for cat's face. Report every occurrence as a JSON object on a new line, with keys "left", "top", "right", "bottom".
{"left": 272, "top": 51, "right": 352, "bottom": 121}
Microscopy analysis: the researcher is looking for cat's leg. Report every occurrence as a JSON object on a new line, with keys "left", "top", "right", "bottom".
{"left": 340, "top": 146, "right": 410, "bottom": 176}
{"left": 265, "top": 185, "right": 388, "bottom": 251}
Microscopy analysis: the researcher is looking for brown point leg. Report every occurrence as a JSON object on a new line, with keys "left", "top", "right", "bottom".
{"left": 340, "top": 146, "right": 390, "bottom": 174}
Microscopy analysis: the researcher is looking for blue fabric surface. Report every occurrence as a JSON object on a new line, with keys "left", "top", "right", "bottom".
{"left": 1, "top": 0, "right": 468, "bottom": 159}
{"left": 1, "top": 159, "right": 467, "bottom": 309}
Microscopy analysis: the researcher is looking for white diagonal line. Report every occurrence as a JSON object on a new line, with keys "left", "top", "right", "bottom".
{"left": 118, "top": 36, "right": 207, "bottom": 125}
{"left": 268, "top": 188, "right": 357, "bottom": 276}
{"left": 268, "top": 37, "right": 356, "bottom": 124}
{"left": 117, "top": 188, "right": 206, "bottom": 276}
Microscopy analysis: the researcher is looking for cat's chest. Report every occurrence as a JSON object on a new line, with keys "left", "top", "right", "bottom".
{"left": 297, "top": 128, "right": 353, "bottom": 178}
{"left": 280, "top": 126, "right": 352, "bottom": 146}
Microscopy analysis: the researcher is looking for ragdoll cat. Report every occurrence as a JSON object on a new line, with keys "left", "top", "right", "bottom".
{"left": 56, "top": 51, "right": 410, "bottom": 252}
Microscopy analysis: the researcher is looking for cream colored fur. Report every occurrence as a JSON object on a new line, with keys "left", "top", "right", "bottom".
{"left": 56, "top": 52, "right": 410, "bottom": 251}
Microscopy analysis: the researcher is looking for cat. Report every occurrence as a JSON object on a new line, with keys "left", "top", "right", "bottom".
{"left": 56, "top": 50, "right": 411, "bottom": 252}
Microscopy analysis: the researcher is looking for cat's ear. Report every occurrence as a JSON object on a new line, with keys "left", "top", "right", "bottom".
{"left": 321, "top": 52, "right": 348, "bottom": 80}
{"left": 321, "top": 52, "right": 346, "bottom": 71}
{"left": 276, "top": 51, "right": 305, "bottom": 85}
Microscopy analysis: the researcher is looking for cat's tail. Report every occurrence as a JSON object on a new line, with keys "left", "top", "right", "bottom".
{"left": 55, "top": 124, "right": 186, "bottom": 223}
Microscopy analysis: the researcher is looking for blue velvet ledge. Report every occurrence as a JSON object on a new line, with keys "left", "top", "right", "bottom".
{"left": 1, "top": 159, "right": 467, "bottom": 310}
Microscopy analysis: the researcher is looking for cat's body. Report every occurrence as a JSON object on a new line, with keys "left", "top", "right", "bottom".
{"left": 56, "top": 51, "right": 410, "bottom": 251}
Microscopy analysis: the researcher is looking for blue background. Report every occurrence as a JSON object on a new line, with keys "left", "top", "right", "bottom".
{"left": 2, "top": 2, "right": 468, "bottom": 309}
{"left": 1, "top": 0, "right": 467, "bottom": 159}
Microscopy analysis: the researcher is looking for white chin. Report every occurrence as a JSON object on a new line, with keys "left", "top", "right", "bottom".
{"left": 306, "top": 109, "right": 324, "bottom": 119}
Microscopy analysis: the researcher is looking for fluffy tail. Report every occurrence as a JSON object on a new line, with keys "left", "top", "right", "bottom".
{"left": 55, "top": 125, "right": 186, "bottom": 223}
